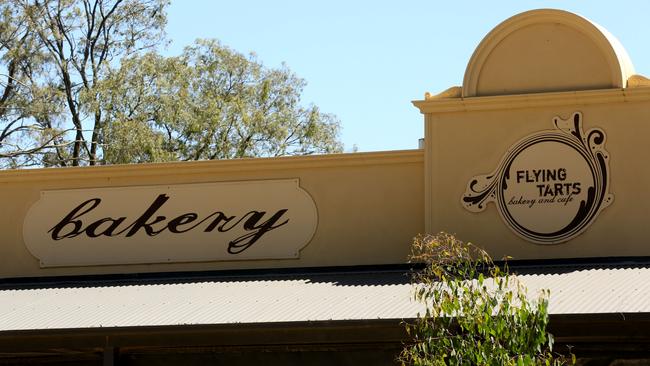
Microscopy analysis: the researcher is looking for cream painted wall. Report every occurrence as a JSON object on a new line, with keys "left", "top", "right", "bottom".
{"left": 462, "top": 9, "right": 635, "bottom": 97}
{"left": 8, "top": 9, "right": 650, "bottom": 278}
{"left": 2, "top": 151, "right": 424, "bottom": 278}
{"left": 418, "top": 96, "right": 650, "bottom": 260}
{"left": 416, "top": 9, "right": 650, "bottom": 260}
{"left": 475, "top": 22, "right": 612, "bottom": 95}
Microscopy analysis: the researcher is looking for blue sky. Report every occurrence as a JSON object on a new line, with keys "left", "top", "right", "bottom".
{"left": 165, "top": 1, "right": 650, "bottom": 152}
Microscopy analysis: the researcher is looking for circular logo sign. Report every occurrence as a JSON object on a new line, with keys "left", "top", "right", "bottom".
{"left": 462, "top": 112, "right": 612, "bottom": 244}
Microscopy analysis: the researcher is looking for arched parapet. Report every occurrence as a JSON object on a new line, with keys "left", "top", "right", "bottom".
{"left": 462, "top": 9, "right": 635, "bottom": 97}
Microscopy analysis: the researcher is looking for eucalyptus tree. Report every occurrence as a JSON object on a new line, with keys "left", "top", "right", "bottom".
{"left": 0, "top": 1, "right": 65, "bottom": 167}
{"left": 0, "top": 0, "right": 340, "bottom": 168}
{"left": 100, "top": 40, "right": 342, "bottom": 164}
{"left": 12, "top": 0, "right": 168, "bottom": 166}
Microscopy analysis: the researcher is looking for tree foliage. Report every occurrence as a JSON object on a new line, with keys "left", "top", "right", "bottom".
{"left": 400, "top": 233, "right": 574, "bottom": 366}
{"left": 100, "top": 40, "right": 342, "bottom": 164}
{"left": 0, "top": 1, "right": 64, "bottom": 167}
{"left": 0, "top": 0, "right": 342, "bottom": 168}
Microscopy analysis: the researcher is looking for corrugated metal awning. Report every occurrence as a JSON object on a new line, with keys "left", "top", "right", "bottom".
{"left": 0, "top": 268, "right": 421, "bottom": 332}
{"left": 1, "top": 262, "right": 650, "bottom": 332}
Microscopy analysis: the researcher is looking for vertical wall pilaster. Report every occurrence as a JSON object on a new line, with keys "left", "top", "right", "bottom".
{"left": 424, "top": 113, "right": 436, "bottom": 234}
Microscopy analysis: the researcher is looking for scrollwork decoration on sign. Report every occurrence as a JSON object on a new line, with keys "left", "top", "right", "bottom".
{"left": 462, "top": 112, "right": 612, "bottom": 244}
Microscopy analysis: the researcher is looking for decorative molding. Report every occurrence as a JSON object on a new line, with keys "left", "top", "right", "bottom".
{"left": 413, "top": 86, "right": 650, "bottom": 114}
{"left": 627, "top": 74, "right": 650, "bottom": 88}
{"left": 0, "top": 150, "right": 424, "bottom": 183}
{"left": 425, "top": 86, "right": 462, "bottom": 100}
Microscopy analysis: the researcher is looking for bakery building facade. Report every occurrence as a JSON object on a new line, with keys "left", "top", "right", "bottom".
{"left": 3, "top": 9, "right": 650, "bottom": 365}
